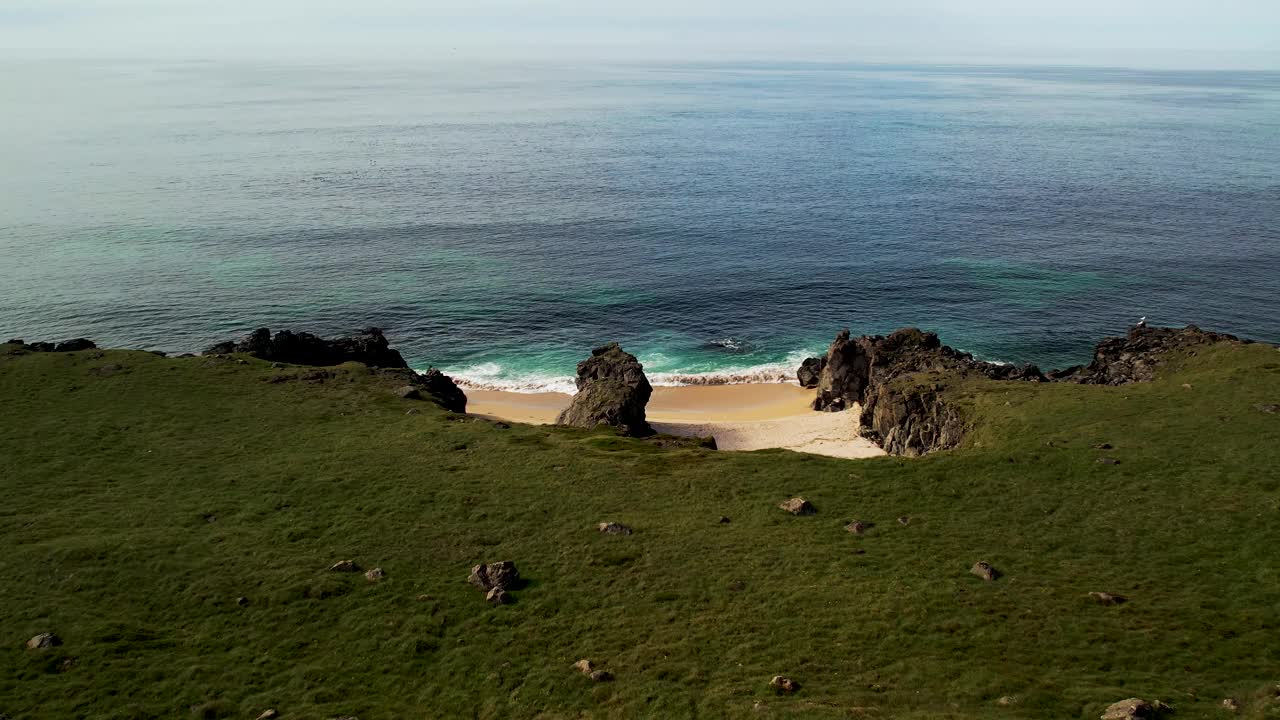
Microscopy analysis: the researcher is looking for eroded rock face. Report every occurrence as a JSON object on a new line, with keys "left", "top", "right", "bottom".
{"left": 556, "top": 343, "right": 653, "bottom": 437}
{"left": 1056, "top": 324, "right": 1245, "bottom": 385}
{"left": 860, "top": 381, "right": 966, "bottom": 457}
{"left": 205, "top": 327, "right": 409, "bottom": 368}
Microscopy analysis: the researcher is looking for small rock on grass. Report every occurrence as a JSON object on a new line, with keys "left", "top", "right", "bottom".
{"left": 996, "top": 696, "right": 1017, "bottom": 706}
{"left": 1100, "top": 697, "right": 1169, "bottom": 719}
{"left": 486, "top": 587, "right": 509, "bottom": 605}
{"left": 1089, "top": 591, "right": 1128, "bottom": 606}
{"left": 573, "top": 659, "right": 594, "bottom": 674}
{"left": 897, "top": 515, "right": 911, "bottom": 525}
{"left": 329, "top": 559, "right": 359, "bottom": 572}
{"left": 396, "top": 385, "right": 421, "bottom": 400}
{"left": 365, "top": 567, "right": 386, "bottom": 582}
{"left": 769, "top": 676, "right": 801, "bottom": 694}
{"left": 1221, "top": 697, "right": 1241, "bottom": 712}
{"left": 236, "top": 596, "right": 250, "bottom": 607}
{"left": 971, "top": 561, "right": 1001, "bottom": 581}
{"left": 1097, "top": 457, "right": 1121, "bottom": 465}
{"left": 1093, "top": 442, "right": 1114, "bottom": 450}
{"left": 26, "top": 633, "right": 61, "bottom": 650}
{"left": 778, "top": 498, "right": 815, "bottom": 515}
{"left": 1256, "top": 403, "right": 1278, "bottom": 414}
{"left": 257, "top": 711, "right": 279, "bottom": 720}
{"left": 845, "top": 520, "right": 871, "bottom": 535}
{"left": 589, "top": 670, "right": 614, "bottom": 682}
{"left": 718, "top": 516, "right": 731, "bottom": 524}
{"left": 597, "top": 522, "right": 633, "bottom": 535}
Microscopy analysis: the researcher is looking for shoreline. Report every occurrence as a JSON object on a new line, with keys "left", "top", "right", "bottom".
{"left": 465, "top": 383, "right": 886, "bottom": 459}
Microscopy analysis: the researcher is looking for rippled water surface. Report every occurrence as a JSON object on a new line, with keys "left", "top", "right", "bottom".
{"left": 2, "top": 60, "right": 1277, "bottom": 389}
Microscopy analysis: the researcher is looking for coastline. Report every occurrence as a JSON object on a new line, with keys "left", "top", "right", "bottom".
{"left": 465, "top": 383, "right": 886, "bottom": 459}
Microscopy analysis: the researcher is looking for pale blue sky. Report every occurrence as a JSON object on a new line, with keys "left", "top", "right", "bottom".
{"left": 2, "top": 0, "right": 1278, "bottom": 68}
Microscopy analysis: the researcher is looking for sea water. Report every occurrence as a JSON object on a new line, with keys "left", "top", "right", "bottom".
{"left": 2, "top": 59, "right": 1278, "bottom": 391}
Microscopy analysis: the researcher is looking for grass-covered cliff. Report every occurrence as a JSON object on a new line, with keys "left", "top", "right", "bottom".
{"left": 1, "top": 341, "right": 1278, "bottom": 719}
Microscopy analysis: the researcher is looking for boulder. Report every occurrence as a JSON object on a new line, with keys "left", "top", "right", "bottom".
{"left": 769, "top": 676, "right": 801, "bottom": 694}
{"left": 778, "top": 497, "right": 816, "bottom": 516}
{"left": 468, "top": 561, "right": 519, "bottom": 594}
{"left": 796, "top": 357, "right": 826, "bottom": 388}
{"left": 597, "top": 522, "right": 634, "bottom": 535}
{"left": 1057, "top": 324, "right": 1245, "bottom": 385}
{"left": 970, "top": 561, "right": 1000, "bottom": 581}
{"left": 26, "top": 633, "right": 61, "bottom": 650}
{"left": 556, "top": 343, "right": 653, "bottom": 437}
{"left": 1101, "top": 698, "right": 1163, "bottom": 719}
{"left": 204, "top": 327, "right": 409, "bottom": 368}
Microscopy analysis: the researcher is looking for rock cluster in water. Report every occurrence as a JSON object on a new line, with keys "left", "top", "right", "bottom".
{"left": 556, "top": 342, "right": 653, "bottom": 437}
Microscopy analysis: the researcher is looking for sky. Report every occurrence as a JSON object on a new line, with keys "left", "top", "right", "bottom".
{"left": 1, "top": 0, "right": 1278, "bottom": 68}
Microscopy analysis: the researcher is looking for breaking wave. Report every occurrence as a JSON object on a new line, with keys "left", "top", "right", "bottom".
{"left": 437, "top": 351, "right": 813, "bottom": 394}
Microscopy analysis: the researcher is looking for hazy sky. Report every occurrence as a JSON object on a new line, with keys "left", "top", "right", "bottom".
{"left": 3, "top": 0, "right": 1278, "bottom": 68}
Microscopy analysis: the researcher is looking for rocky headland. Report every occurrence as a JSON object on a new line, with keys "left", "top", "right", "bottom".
{"left": 797, "top": 323, "right": 1250, "bottom": 456}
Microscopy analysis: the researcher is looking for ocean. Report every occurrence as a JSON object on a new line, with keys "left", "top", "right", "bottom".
{"left": 2, "top": 59, "right": 1278, "bottom": 392}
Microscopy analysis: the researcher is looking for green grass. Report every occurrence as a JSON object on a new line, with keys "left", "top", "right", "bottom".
{"left": 1, "top": 343, "right": 1279, "bottom": 719}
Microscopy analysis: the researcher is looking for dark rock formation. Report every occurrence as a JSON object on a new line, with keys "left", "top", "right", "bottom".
{"left": 1054, "top": 324, "right": 1245, "bottom": 385}
{"left": 205, "top": 327, "right": 408, "bottom": 368}
{"left": 7, "top": 338, "right": 97, "bottom": 353}
{"left": 811, "top": 330, "right": 870, "bottom": 411}
{"left": 417, "top": 368, "right": 467, "bottom": 413}
{"left": 801, "top": 323, "right": 1243, "bottom": 456}
{"left": 860, "top": 380, "right": 966, "bottom": 457}
{"left": 796, "top": 356, "right": 825, "bottom": 388}
{"left": 556, "top": 342, "right": 653, "bottom": 436}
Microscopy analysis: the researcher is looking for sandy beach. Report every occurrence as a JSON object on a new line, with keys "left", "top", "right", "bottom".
{"left": 464, "top": 383, "right": 885, "bottom": 459}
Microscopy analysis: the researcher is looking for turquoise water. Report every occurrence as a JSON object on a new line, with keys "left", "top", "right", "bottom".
{"left": 2, "top": 60, "right": 1278, "bottom": 390}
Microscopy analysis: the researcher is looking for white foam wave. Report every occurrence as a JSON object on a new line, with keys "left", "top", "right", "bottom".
{"left": 436, "top": 350, "right": 816, "bottom": 395}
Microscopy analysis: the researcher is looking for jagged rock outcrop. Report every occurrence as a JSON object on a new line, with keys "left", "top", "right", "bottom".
{"left": 375, "top": 367, "right": 466, "bottom": 413}
{"left": 811, "top": 330, "right": 871, "bottom": 411}
{"left": 556, "top": 342, "right": 653, "bottom": 437}
{"left": 1052, "top": 324, "right": 1245, "bottom": 385}
{"left": 801, "top": 323, "right": 1247, "bottom": 456}
{"left": 859, "top": 379, "right": 966, "bottom": 456}
{"left": 205, "top": 327, "right": 408, "bottom": 368}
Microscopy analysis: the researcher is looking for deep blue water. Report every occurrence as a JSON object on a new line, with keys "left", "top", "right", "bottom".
{"left": 2, "top": 59, "right": 1278, "bottom": 391}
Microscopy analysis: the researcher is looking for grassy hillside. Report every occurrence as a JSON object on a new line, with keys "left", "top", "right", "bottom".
{"left": 1, "top": 342, "right": 1278, "bottom": 719}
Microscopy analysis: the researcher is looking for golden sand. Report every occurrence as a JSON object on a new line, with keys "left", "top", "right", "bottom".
{"left": 464, "top": 383, "right": 885, "bottom": 459}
